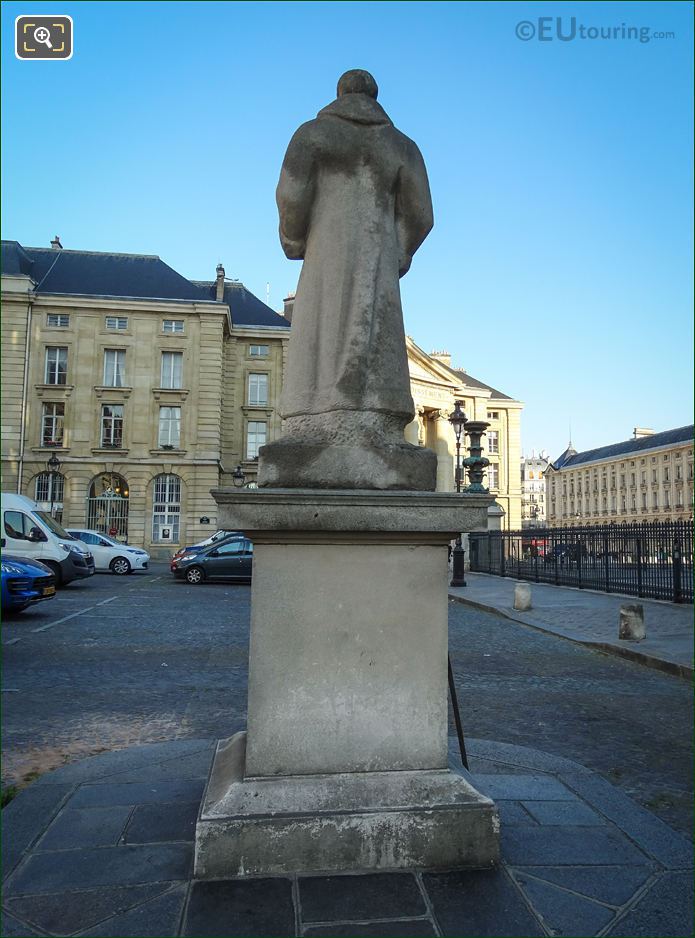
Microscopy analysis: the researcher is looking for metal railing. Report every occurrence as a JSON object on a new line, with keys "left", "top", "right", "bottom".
{"left": 469, "top": 521, "right": 693, "bottom": 604}
{"left": 86, "top": 496, "right": 129, "bottom": 540}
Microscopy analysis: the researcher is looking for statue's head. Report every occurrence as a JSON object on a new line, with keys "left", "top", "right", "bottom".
{"left": 337, "top": 69, "right": 378, "bottom": 100}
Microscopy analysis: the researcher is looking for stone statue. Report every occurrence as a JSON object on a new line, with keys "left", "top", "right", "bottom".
{"left": 258, "top": 69, "right": 437, "bottom": 490}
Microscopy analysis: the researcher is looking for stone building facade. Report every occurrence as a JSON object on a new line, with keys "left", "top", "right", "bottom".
{"left": 544, "top": 427, "right": 694, "bottom": 527}
{"left": 2, "top": 239, "right": 523, "bottom": 553}
{"left": 405, "top": 342, "right": 523, "bottom": 529}
{"left": 1, "top": 240, "right": 290, "bottom": 558}
{"left": 521, "top": 451, "right": 549, "bottom": 527}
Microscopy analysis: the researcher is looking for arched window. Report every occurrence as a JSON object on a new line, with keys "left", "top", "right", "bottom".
{"left": 34, "top": 472, "right": 65, "bottom": 521}
{"left": 152, "top": 474, "right": 181, "bottom": 544}
{"left": 87, "top": 473, "right": 129, "bottom": 538}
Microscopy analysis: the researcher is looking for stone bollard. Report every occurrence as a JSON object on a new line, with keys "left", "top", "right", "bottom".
{"left": 513, "top": 582, "right": 532, "bottom": 611}
{"left": 619, "top": 604, "right": 646, "bottom": 641}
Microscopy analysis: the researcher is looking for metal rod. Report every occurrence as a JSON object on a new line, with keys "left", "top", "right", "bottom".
{"left": 447, "top": 654, "right": 469, "bottom": 770}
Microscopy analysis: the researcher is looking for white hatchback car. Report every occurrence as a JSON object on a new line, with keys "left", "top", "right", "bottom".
{"left": 65, "top": 529, "right": 150, "bottom": 575}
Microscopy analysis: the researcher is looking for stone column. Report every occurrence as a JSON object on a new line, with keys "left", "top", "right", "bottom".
{"left": 434, "top": 410, "right": 455, "bottom": 492}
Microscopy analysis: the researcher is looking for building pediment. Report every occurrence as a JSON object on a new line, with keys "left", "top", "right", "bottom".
{"left": 406, "top": 339, "right": 460, "bottom": 389}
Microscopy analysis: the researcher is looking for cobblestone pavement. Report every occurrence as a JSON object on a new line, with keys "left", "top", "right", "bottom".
{"left": 2, "top": 563, "right": 692, "bottom": 836}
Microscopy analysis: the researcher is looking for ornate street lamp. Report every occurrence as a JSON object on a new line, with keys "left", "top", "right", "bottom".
{"left": 462, "top": 421, "right": 490, "bottom": 492}
{"left": 47, "top": 452, "right": 61, "bottom": 518}
{"left": 448, "top": 402, "right": 468, "bottom": 588}
{"left": 232, "top": 465, "right": 246, "bottom": 488}
{"left": 448, "top": 401, "right": 467, "bottom": 493}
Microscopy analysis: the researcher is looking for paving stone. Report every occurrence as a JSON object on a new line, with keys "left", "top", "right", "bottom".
{"left": 103, "top": 748, "right": 215, "bottom": 784}
{"left": 510, "top": 865, "right": 654, "bottom": 907}
{"left": 496, "top": 801, "right": 537, "bottom": 826}
{"left": 122, "top": 801, "right": 199, "bottom": 843}
{"left": 468, "top": 739, "right": 594, "bottom": 778}
{"left": 32, "top": 741, "right": 215, "bottom": 787}
{"left": 75, "top": 884, "right": 187, "bottom": 936}
{"left": 6, "top": 843, "right": 192, "bottom": 895}
{"left": 521, "top": 799, "right": 604, "bottom": 826}
{"left": 1, "top": 783, "right": 74, "bottom": 880}
{"left": 299, "top": 872, "right": 426, "bottom": 923}
{"left": 183, "top": 877, "right": 295, "bottom": 937}
{"left": 422, "top": 868, "right": 544, "bottom": 937}
{"left": 36, "top": 806, "right": 133, "bottom": 850}
{"left": 466, "top": 756, "right": 529, "bottom": 776}
{"left": 68, "top": 778, "right": 204, "bottom": 808}
{"left": 304, "top": 921, "right": 436, "bottom": 937}
{"left": 7, "top": 883, "right": 177, "bottom": 935}
{"left": 513, "top": 873, "right": 616, "bottom": 936}
{"left": 606, "top": 871, "right": 694, "bottom": 937}
{"left": 475, "top": 774, "right": 576, "bottom": 801}
{"left": 0, "top": 910, "right": 45, "bottom": 936}
{"left": 501, "top": 826, "right": 650, "bottom": 866}
{"left": 562, "top": 772, "right": 694, "bottom": 868}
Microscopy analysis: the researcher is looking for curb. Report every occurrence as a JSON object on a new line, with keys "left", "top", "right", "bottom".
{"left": 448, "top": 592, "right": 693, "bottom": 681}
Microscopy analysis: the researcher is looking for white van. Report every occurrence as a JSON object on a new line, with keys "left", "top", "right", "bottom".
{"left": 1, "top": 493, "right": 95, "bottom": 586}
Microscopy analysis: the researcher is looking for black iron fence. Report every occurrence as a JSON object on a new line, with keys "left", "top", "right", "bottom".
{"left": 469, "top": 521, "right": 693, "bottom": 604}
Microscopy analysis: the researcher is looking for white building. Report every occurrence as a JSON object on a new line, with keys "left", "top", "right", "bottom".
{"left": 521, "top": 451, "right": 549, "bottom": 527}
{"left": 545, "top": 426, "right": 694, "bottom": 527}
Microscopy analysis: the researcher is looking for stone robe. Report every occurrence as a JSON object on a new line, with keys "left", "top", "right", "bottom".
{"left": 276, "top": 92, "right": 433, "bottom": 431}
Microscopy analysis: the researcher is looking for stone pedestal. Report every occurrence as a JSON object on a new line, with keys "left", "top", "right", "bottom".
{"left": 195, "top": 489, "right": 500, "bottom": 877}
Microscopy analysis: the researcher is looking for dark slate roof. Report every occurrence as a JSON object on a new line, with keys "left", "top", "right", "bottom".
{"left": 1, "top": 240, "right": 34, "bottom": 276}
{"left": 2, "top": 243, "right": 209, "bottom": 302}
{"left": 451, "top": 368, "right": 514, "bottom": 401}
{"left": 194, "top": 281, "right": 290, "bottom": 329}
{"left": 552, "top": 426, "right": 694, "bottom": 469}
{"left": 553, "top": 442, "right": 578, "bottom": 469}
{"left": 1, "top": 240, "right": 290, "bottom": 328}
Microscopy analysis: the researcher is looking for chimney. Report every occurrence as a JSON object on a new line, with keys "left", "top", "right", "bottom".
{"left": 633, "top": 427, "right": 655, "bottom": 439}
{"left": 215, "top": 263, "right": 225, "bottom": 302}
{"left": 430, "top": 350, "right": 452, "bottom": 368}
{"left": 50, "top": 235, "right": 63, "bottom": 250}
{"left": 282, "top": 293, "right": 295, "bottom": 323}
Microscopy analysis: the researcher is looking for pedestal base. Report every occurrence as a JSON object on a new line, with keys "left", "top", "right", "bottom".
{"left": 257, "top": 439, "right": 437, "bottom": 490}
{"left": 195, "top": 733, "right": 499, "bottom": 878}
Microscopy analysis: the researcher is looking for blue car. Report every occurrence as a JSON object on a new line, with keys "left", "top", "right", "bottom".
{"left": 1, "top": 554, "right": 57, "bottom": 612}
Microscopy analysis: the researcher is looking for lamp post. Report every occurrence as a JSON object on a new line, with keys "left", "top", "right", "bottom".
{"left": 47, "top": 453, "right": 61, "bottom": 518}
{"left": 448, "top": 401, "right": 467, "bottom": 493}
{"left": 232, "top": 465, "right": 246, "bottom": 488}
{"left": 448, "top": 402, "right": 468, "bottom": 588}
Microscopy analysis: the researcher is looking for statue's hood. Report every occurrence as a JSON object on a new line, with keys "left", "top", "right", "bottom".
{"left": 317, "top": 94, "right": 392, "bottom": 126}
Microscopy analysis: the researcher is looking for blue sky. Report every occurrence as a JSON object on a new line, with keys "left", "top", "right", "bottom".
{"left": 2, "top": 0, "right": 693, "bottom": 460}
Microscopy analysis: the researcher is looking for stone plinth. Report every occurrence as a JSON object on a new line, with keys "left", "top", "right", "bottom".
{"left": 195, "top": 488, "right": 499, "bottom": 876}
{"left": 195, "top": 733, "right": 498, "bottom": 878}
{"left": 257, "top": 438, "right": 437, "bottom": 491}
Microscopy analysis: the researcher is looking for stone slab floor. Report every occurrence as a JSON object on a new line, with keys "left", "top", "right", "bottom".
{"left": 1, "top": 739, "right": 692, "bottom": 937}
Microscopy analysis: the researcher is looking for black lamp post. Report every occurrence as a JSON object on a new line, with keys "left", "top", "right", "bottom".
{"left": 448, "top": 402, "right": 468, "bottom": 588}
{"left": 47, "top": 453, "right": 61, "bottom": 518}
{"left": 232, "top": 465, "right": 246, "bottom": 488}
{"left": 448, "top": 401, "right": 467, "bottom": 493}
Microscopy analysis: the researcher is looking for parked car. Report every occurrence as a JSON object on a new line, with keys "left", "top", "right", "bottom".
{"left": 543, "top": 543, "right": 581, "bottom": 564}
{"left": 171, "top": 535, "right": 253, "bottom": 584}
{"left": 1, "top": 554, "right": 57, "bottom": 612}
{"left": 1, "top": 493, "right": 95, "bottom": 586}
{"left": 65, "top": 529, "right": 150, "bottom": 575}
{"left": 170, "top": 530, "right": 242, "bottom": 570}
